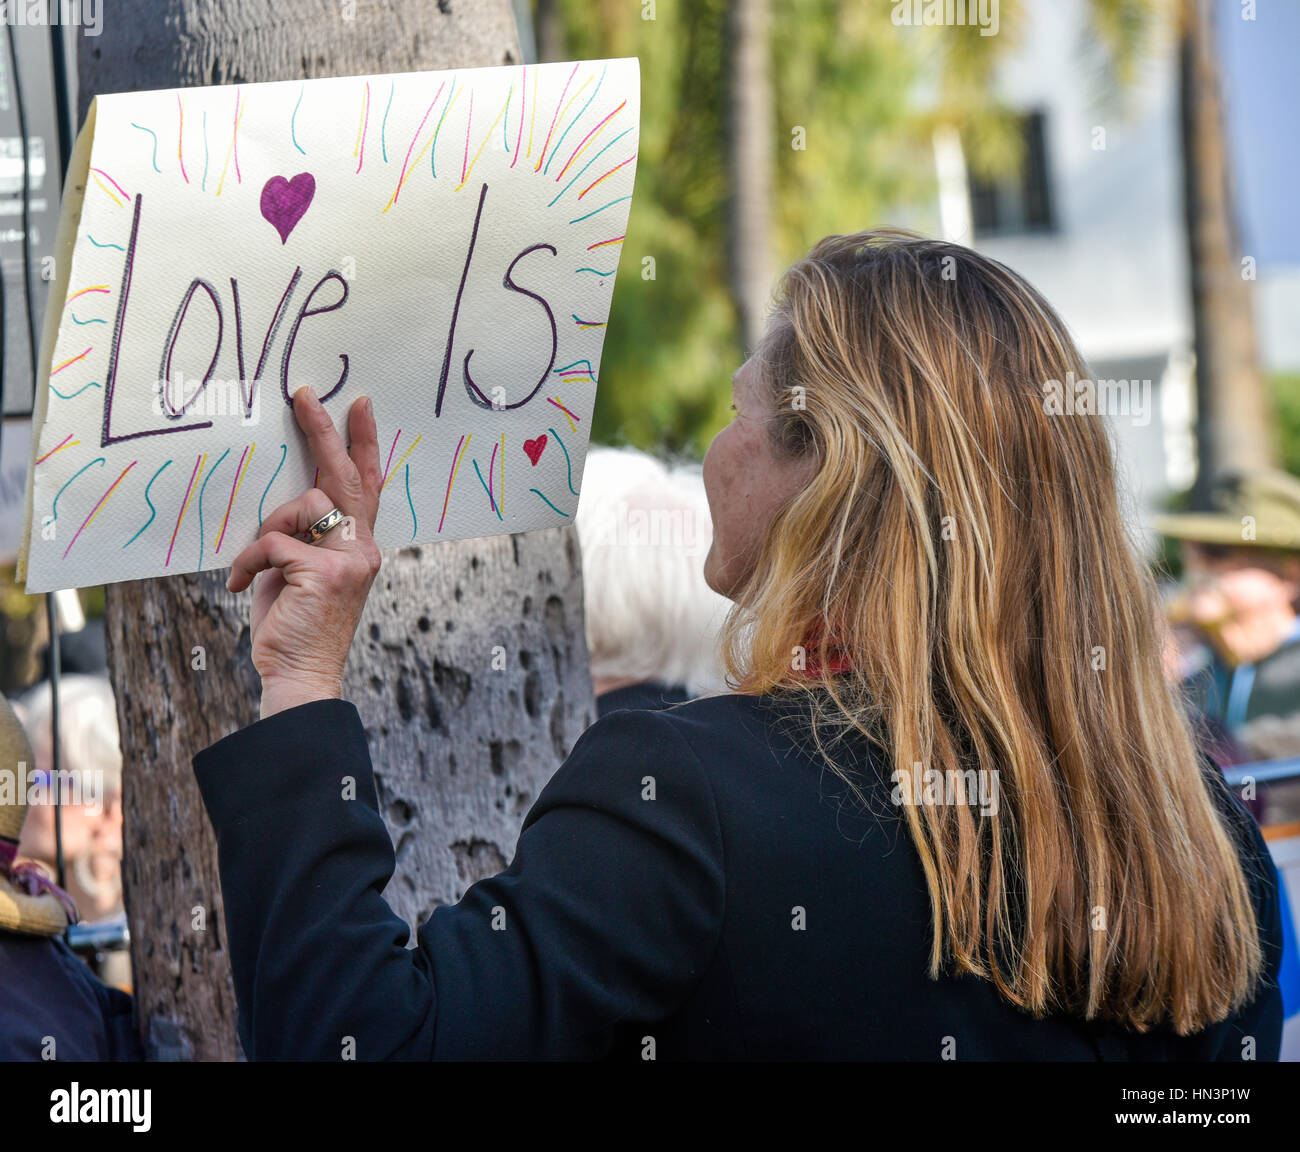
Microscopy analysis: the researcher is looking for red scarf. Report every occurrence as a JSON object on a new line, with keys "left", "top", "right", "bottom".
{"left": 795, "top": 624, "right": 854, "bottom": 678}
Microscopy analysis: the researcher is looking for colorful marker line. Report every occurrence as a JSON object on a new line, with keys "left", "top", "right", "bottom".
{"left": 64, "top": 462, "right": 137, "bottom": 559}
{"left": 216, "top": 88, "right": 246, "bottom": 196}
{"left": 472, "top": 458, "right": 502, "bottom": 521}
{"left": 554, "top": 360, "right": 597, "bottom": 384}
{"left": 548, "top": 396, "right": 581, "bottom": 424}
{"left": 36, "top": 433, "right": 78, "bottom": 465}
{"left": 548, "top": 426, "right": 577, "bottom": 495}
{"left": 571, "top": 314, "right": 606, "bottom": 330}
{"left": 166, "top": 454, "right": 205, "bottom": 567}
{"left": 437, "top": 433, "right": 471, "bottom": 533}
{"left": 545, "top": 63, "right": 605, "bottom": 177}
{"left": 177, "top": 95, "right": 189, "bottom": 183}
{"left": 215, "top": 442, "right": 255, "bottom": 553}
{"left": 530, "top": 488, "right": 569, "bottom": 518}
{"left": 554, "top": 99, "right": 626, "bottom": 183}
{"left": 50, "top": 348, "right": 93, "bottom": 376}
{"left": 383, "top": 80, "right": 447, "bottom": 212}
{"left": 130, "top": 122, "right": 160, "bottom": 172}
{"left": 381, "top": 432, "right": 422, "bottom": 492}
{"left": 534, "top": 62, "right": 578, "bottom": 173}
{"left": 89, "top": 167, "right": 130, "bottom": 203}
{"left": 547, "top": 126, "right": 634, "bottom": 208}
{"left": 125, "top": 460, "right": 173, "bottom": 548}
{"left": 65, "top": 286, "right": 109, "bottom": 304}
{"left": 354, "top": 81, "right": 370, "bottom": 174}
{"left": 538, "top": 71, "right": 594, "bottom": 174}
{"left": 291, "top": 84, "right": 307, "bottom": 155}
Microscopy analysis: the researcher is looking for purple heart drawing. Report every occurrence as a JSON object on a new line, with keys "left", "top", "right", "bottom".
{"left": 260, "top": 173, "right": 316, "bottom": 245}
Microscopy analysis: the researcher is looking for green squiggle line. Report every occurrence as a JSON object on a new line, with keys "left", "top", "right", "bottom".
{"left": 292, "top": 85, "right": 307, "bottom": 155}
{"left": 530, "top": 488, "right": 569, "bottom": 517}
{"left": 197, "top": 448, "right": 230, "bottom": 568}
{"left": 52, "top": 458, "right": 105, "bottom": 520}
{"left": 51, "top": 381, "right": 102, "bottom": 400}
{"left": 125, "top": 460, "right": 173, "bottom": 547}
{"left": 87, "top": 236, "right": 125, "bottom": 251}
{"left": 70, "top": 313, "right": 107, "bottom": 325}
{"left": 259, "top": 444, "right": 288, "bottom": 527}
{"left": 405, "top": 463, "right": 418, "bottom": 538}
{"left": 547, "top": 426, "right": 578, "bottom": 496}
{"left": 130, "top": 122, "right": 161, "bottom": 172}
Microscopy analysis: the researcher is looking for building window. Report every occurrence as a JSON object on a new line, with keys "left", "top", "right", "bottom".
{"left": 969, "top": 110, "right": 1054, "bottom": 237}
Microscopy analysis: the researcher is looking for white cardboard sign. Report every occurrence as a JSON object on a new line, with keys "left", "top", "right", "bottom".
{"left": 18, "top": 57, "right": 640, "bottom": 592}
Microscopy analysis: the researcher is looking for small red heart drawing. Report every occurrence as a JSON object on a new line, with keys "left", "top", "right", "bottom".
{"left": 523, "top": 435, "right": 547, "bottom": 466}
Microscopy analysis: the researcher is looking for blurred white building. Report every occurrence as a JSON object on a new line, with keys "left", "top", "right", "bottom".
{"left": 923, "top": 0, "right": 1300, "bottom": 532}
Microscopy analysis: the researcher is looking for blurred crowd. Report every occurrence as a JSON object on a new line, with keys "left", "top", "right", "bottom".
{"left": 3, "top": 447, "right": 1300, "bottom": 1058}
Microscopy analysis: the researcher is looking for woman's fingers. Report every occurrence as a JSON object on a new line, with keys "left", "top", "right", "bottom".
{"left": 346, "top": 396, "right": 383, "bottom": 522}
{"left": 227, "top": 530, "right": 319, "bottom": 594}
{"left": 257, "top": 487, "right": 341, "bottom": 546}
{"left": 292, "top": 386, "right": 366, "bottom": 518}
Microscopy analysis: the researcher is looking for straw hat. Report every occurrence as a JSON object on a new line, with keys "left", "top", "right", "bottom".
{"left": 0, "top": 694, "right": 79, "bottom": 936}
{"left": 1154, "top": 470, "right": 1300, "bottom": 552}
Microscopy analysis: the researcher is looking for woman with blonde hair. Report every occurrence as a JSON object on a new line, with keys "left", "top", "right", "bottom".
{"left": 194, "top": 229, "right": 1282, "bottom": 1060}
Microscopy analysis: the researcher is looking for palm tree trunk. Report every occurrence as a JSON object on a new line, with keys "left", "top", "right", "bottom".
{"left": 727, "top": 0, "right": 774, "bottom": 353}
{"left": 1179, "top": 0, "right": 1272, "bottom": 505}
{"left": 83, "top": 0, "right": 596, "bottom": 1060}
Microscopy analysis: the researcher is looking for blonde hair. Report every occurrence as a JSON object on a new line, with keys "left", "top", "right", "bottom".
{"left": 720, "top": 228, "right": 1262, "bottom": 1034}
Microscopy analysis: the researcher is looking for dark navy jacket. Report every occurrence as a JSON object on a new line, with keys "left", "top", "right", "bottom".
{"left": 192, "top": 691, "right": 1284, "bottom": 1060}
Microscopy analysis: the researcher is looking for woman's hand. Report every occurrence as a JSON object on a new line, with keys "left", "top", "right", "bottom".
{"left": 226, "top": 385, "right": 384, "bottom": 719}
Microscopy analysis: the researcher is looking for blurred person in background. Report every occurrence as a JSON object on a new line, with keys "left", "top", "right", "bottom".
{"left": 0, "top": 694, "right": 140, "bottom": 1060}
{"left": 1159, "top": 471, "right": 1300, "bottom": 761}
{"left": 575, "top": 446, "right": 730, "bottom": 716}
{"left": 14, "top": 675, "right": 127, "bottom": 990}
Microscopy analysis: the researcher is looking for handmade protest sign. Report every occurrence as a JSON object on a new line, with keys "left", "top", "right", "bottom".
{"left": 17, "top": 58, "right": 640, "bottom": 592}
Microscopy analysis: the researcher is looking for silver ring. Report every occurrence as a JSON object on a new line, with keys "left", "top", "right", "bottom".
{"left": 304, "top": 507, "right": 345, "bottom": 543}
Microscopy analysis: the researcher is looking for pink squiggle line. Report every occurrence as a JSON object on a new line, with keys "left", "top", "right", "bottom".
{"left": 511, "top": 66, "right": 525, "bottom": 169}
{"left": 177, "top": 95, "right": 189, "bottom": 184}
{"left": 233, "top": 88, "right": 243, "bottom": 184}
{"left": 535, "top": 62, "right": 578, "bottom": 173}
{"left": 461, "top": 88, "right": 473, "bottom": 186}
{"left": 547, "top": 396, "right": 581, "bottom": 422}
{"left": 382, "top": 429, "right": 401, "bottom": 485}
{"left": 89, "top": 167, "right": 129, "bottom": 200}
{"left": 438, "top": 434, "right": 466, "bottom": 533}
{"left": 391, "top": 82, "right": 445, "bottom": 208}
{"left": 64, "top": 461, "right": 137, "bottom": 560}
{"left": 356, "top": 81, "right": 370, "bottom": 174}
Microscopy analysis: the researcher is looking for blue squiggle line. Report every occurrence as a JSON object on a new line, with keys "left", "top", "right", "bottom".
{"left": 472, "top": 458, "right": 503, "bottom": 520}
{"left": 51, "top": 381, "right": 102, "bottom": 400}
{"left": 382, "top": 80, "right": 394, "bottom": 162}
{"left": 87, "top": 235, "right": 125, "bottom": 251}
{"left": 259, "top": 444, "right": 288, "bottom": 528}
{"left": 70, "top": 314, "right": 107, "bottom": 326}
{"left": 574, "top": 267, "right": 614, "bottom": 277}
{"left": 547, "top": 126, "right": 634, "bottom": 208}
{"left": 292, "top": 84, "right": 307, "bottom": 155}
{"left": 125, "top": 460, "right": 173, "bottom": 548}
{"left": 570, "top": 194, "right": 631, "bottom": 225}
{"left": 52, "top": 458, "right": 105, "bottom": 521}
{"left": 130, "top": 122, "right": 161, "bottom": 172}
{"left": 529, "top": 488, "right": 569, "bottom": 518}
{"left": 197, "top": 448, "right": 230, "bottom": 568}
{"left": 547, "top": 426, "right": 578, "bottom": 496}
{"left": 405, "top": 463, "right": 418, "bottom": 538}
{"left": 546, "top": 63, "right": 606, "bottom": 176}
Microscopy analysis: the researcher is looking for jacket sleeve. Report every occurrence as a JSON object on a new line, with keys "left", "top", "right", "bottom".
{"left": 192, "top": 698, "right": 726, "bottom": 1060}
